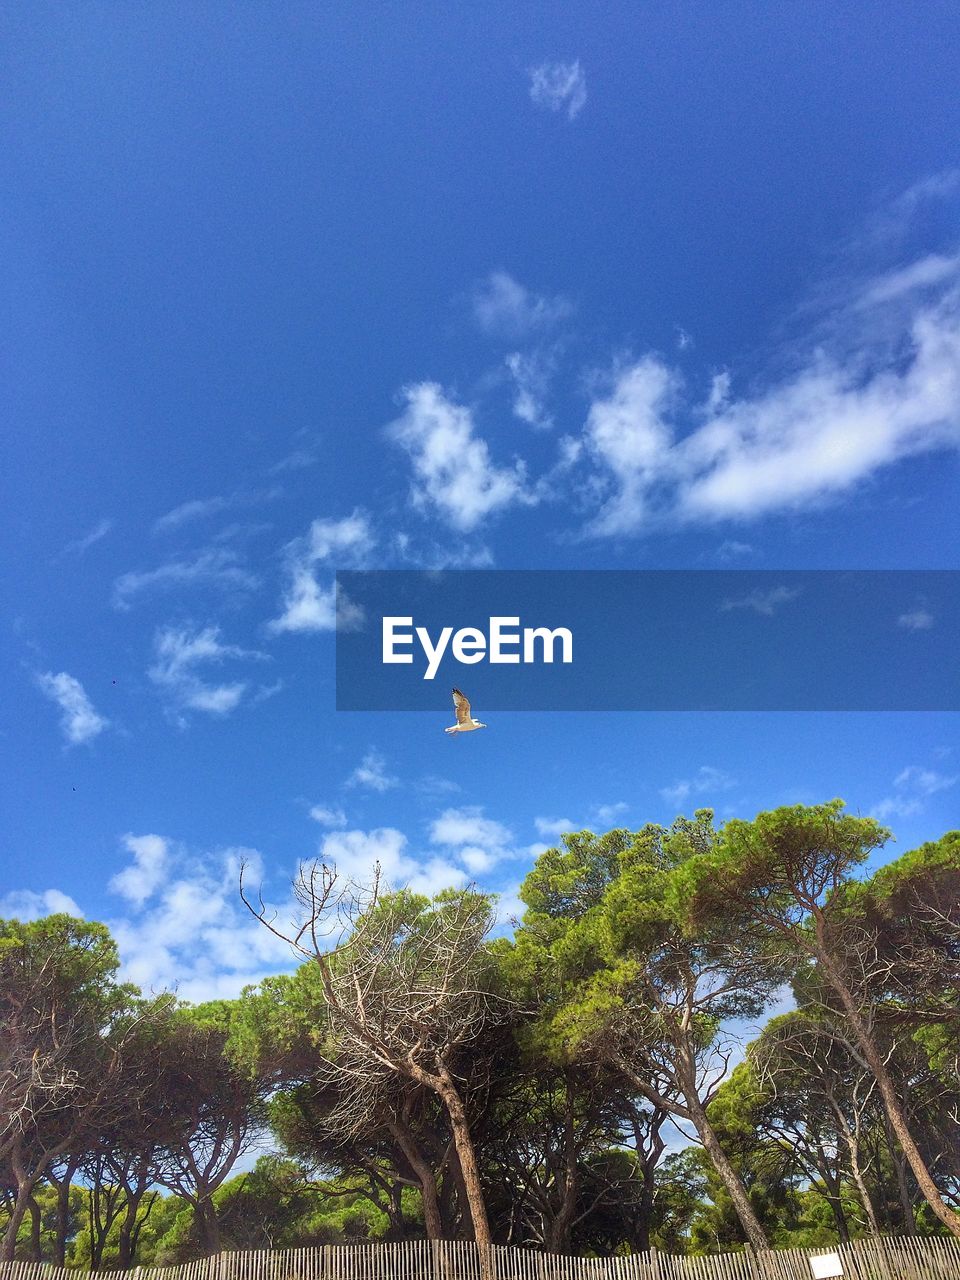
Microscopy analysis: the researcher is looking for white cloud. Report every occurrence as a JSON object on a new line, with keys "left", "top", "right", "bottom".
{"left": 106, "top": 841, "right": 299, "bottom": 1002}
{"left": 898, "top": 608, "right": 934, "bottom": 630}
{"left": 893, "top": 765, "right": 958, "bottom": 795}
{"left": 583, "top": 358, "right": 678, "bottom": 534}
{"left": 392, "top": 531, "right": 495, "bottom": 570}
{"left": 109, "top": 834, "right": 170, "bottom": 907}
{"left": 578, "top": 257, "right": 960, "bottom": 534}
{"left": 661, "top": 766, "right": 735, "bottom": 808}
{"left": 715, "top": 539, "right": 754, "bottom": 561}
{"left": 872, "top": 764, "right": 959, "bottom": 821}
{"left": 720, "top": 585, "right": 802, "bottom": 616}
{"left": 528, "top": 60, "right": 587, "bottom": 121}
{"left": 64, "top": 518, "right": 113, "bottom": 555}
{"left": 386, "top": 383, "right": 533, "bottom": 531}
{"left": 346, "top": 750, "right": 398, "bottom": 793}
{"left": 429, "top": 806, "right": 523, "bottom": 874}
{"left": 148, "top": 625, "right": 270, "bottom": 721}
{"left": 112, "top": 548, "right": 258, "bottom": 610}
{"left": 36, "top": 671, "right": 109, "bottom": 746}
{"left": 153, "top": 487, "right": 282, "bottom": 536}
{"left": 319, "top": 827, "right": 465, "bottom": 898}
{"left": 416, "top": 774, "right": 462, "bottom": 797}
{"left": 534, "top": 816, "right": 575, "bottom": 839}
{"left": 491, "top": 882, "right": 526, "bottom": 934}
{"left": 863, "top": 172, "right": 960, "bottom": 247}
{"left": 431, "top": 807, "right": 513, "bottom": 849}
{"left": 269, "top": 512, "right": 374, "bottom": 634}
{"left": 704, "top": 371, "right": 732, "bottom": 415}
{"left": 473, "top": 272, "right": 572, "bottom": 340}
{"left": 506, "top": 350, "right": 555, "bottom": 428}
{"left": 858, "top": 253, "right": 960, "bottom": 308}
{"left": 0, "top": 888, "right": 83, "bottom": 921}
{"left": 153, "top": 496, "right": 229, "bottom": 534}
{"left": 675, "top": 327, "right": 694, "bottom": 352}
{"left": 268, "top": 447, "right": 319, "bottom": 475}
{"left": 593, "top": 801, "right": 629, "bottom": 825}
{"left": 309, "top": 804, "right": 348, "bottom": 828}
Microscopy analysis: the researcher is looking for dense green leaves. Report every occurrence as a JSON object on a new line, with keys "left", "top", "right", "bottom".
{"left": 3, "top": 806, "right": 960, "bottom": 1261}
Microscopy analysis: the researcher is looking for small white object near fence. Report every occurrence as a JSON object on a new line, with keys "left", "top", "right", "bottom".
{"left": 2, "top": 1237, "right": 960, "bottom": 1280}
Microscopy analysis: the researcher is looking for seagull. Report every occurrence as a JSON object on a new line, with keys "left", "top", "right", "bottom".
{"left": 445, "top": 688, "right": 488, "bottom": 734}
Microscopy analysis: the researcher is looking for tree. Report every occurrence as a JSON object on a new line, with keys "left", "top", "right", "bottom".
{"left": 0, "top": 915, "right": 141, "bottom": 1262}
{"left": 509, "top": 817, "right": 786, "bottom": 1251}
{"left": 243, "top": 868, "right": 514, "bottom": 1248}
{"left": 750, "top": 1010, "right": 886, "bottom": 1238}
{"left": 152, "top": 1005, "right": 264, "bottom": 1255}
{"left": 690, "top": 802, "right": 960, "bottom": 1239}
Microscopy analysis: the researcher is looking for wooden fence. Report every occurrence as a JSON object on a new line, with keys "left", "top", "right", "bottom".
{"left": 2, "top": 1239, "right": 960, "bottom": 1280}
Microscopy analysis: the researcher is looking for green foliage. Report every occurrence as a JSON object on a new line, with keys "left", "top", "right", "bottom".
{"left": 4, "top": 807, "right": 960, "bottom": 1260}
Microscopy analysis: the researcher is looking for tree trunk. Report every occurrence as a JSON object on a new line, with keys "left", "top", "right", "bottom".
{"left": 684, "top": 1091, "right": 770, "bottom": 1252}
{"left": 27, "top": 1196, "right": 42, "bottom": 1262}
{"left": 834, "top": 1116, "right": 881, "bottom": 1237}
{"left": 2, "top": 1191, "right": 30, "bottom": 1262}
{"left": 436, "top": 1067, "right": 491, "bottom": 1248}
{"left": 52, "top": 1161, "right": 78, "bottom": 1267}
{"left": 193, "top": 1195, "right": 221, "bottom": 1255}
{"left": 816, "top": 940, "right": 960, "bottom": 1240}
{"left": 823, "top": 1185, "right": 850, "bottom": 1244}
{"left": 635, "top": 1168, "right": 654, "bottom": 1254}
{"left": 388, "top": 1119, "right": 443, "bottom": 1240}
{"left": 117, "top": 1191, "right": 145, "bottom": 1269}
{"left": 1, "top": 1155, "right": 44, "bottom": 1264}
{"left": 881, "top": 1108, "right": 916, "bottom": 1233}
{"left": 545, "top": 1092, "right": 579, "bottom": 1253}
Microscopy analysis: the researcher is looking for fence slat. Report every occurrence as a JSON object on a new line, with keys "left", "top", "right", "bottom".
{"left": 3, "top": 1238, "right": 959, "bottom": 1280}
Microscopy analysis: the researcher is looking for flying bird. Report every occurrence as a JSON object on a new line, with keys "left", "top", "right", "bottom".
{"left": 445, "top": 687, "right": 488, "bottom": 734}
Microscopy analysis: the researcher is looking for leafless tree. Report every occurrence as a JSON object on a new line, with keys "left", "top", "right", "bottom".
{"left": 242, "top": 862, "right": 514, "bottom": 1248}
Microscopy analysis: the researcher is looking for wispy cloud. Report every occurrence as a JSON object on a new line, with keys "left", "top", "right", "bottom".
{"left": 0, "top": 888, "right": 83, "bottom": 921}
{"left": 720, "top": 585, "right": 802, "bottom": 616}
{"left": 862, "top": 170, "right": 960, "bottom": 248}
{"left": 309, "top": 804, "right": 348, "bottom": 828}
{"left": 872, "top": 763, "right": 958, "bottom": 820}
{"left": 578, "top": 254, "right": 960, "bottom": 534}
{"left": 506, "top": 349, "right": 556, "bottom": 429}
{"left": 64, "top": 518, "right": 113, "bottom": 555}
{"left": 153, "top": 487, "right": 281, "bottom": 536}
{"left": 36, "top": 671, "right": 109, "bottom": 746}
{"left": 319, "top": 827, "right": 465, "bottom": 897}
{"left": 392, "top": 531, "right": 494, "bottom": 570}
{"left": 472, "top": 272, "right": 573, "bottom": 340}
{"left": 661, "top": 766, "right": 735, "bottom": 808}
{"left": 715, "top": 539, "right": 754, "bottom": 562}
{"left": 105, "top": 840, "right": 299, "bottom": 1002}
{"left": 430, "top": 806, "right": 519, "bottom": 874}
{"left": 387, "top": 383, "right": 534, "bottom": 531}
{"left": 528, "top": 60, "right": 587, "bottom": 121}
{"left": 109, "top": 834, "right": 170, "bottom": 907}
{"left": 113, "top": 547, "right": 259, "bottom": 610}
{"left": 148, "top": 624, "right": 271, "bottom": 721}
{"left": 534, "top": 816, "right": 575, "bottom": 839}
{"left": 268, "top": 447, "right": 319, "bottom": 476}
{"left": 592, "top": 801, "right": 629, "bottom": 826}
{"left": 269, "top": 512, "right": 374, "bottom": 634}
{"left": 153, "top": 496, "right": 230, "bottom": 535}
{"left": 345, "top": 750, "right": 398, "bottom": 793}
{"left": 898, "top": 607, "right": 934, "bottom": 630}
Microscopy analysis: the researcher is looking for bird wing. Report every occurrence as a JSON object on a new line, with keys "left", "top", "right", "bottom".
{"left": 451, "top": 687, "right": 472, "bottom": 724}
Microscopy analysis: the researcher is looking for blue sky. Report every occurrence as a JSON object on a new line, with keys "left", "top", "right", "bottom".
{"left": 3, "top": 3, "right": 960, "bottom": 1004}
